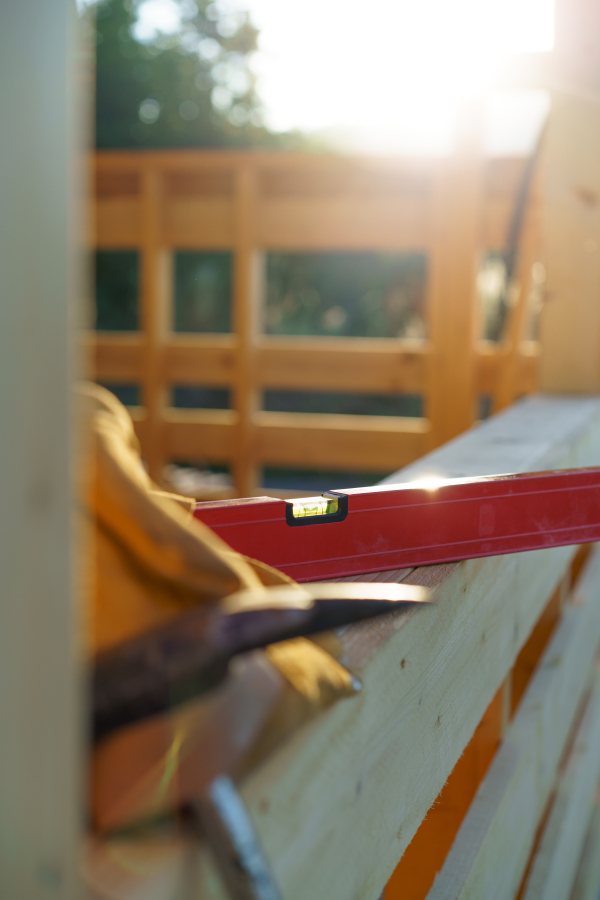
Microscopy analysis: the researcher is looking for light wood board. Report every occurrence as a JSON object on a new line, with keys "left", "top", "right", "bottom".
{"left": 426, "top": 546, "right": 600, "bottom": 900}
{"left": 88, "top": 395, "right": 600, "bottom": 900}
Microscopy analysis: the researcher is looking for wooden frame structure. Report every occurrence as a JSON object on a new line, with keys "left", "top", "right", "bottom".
{"left": 87, "top": 395, "right": 600, "bottom": 900}
{"left": 92, "top": 147, "right": 540, "bottom": 496}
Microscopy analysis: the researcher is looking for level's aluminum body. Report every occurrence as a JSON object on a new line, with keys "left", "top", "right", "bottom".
{"left": 194, "top": 468, "right": 600, "bottom": 581}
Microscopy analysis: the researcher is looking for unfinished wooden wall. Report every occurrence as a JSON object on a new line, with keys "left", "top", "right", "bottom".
{"left": 92, "top": 148, "right": 540, "bottom": 496}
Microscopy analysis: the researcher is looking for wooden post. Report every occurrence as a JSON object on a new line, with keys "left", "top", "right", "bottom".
{"left": 538, "top": 90, "right": 600, "bottom": 393}
{"left": 493, "top": 185, "right": 541, "bottom": 412}
{"left": 426, "top": 102, "right": 483, "bottom": 449}
{"left": 0, "top": 0, "right": 82, "bottom": 895}
{"left": 232, "top": 164, "right": 261, "bottom": 497}
{"left": 140, "top": 165, "right": 170, "bottom": 482}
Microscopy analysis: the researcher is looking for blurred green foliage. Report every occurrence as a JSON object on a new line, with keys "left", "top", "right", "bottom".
{"left": 92, "top": 0, "right": 300, "bottom": 149}
{"left": 95, "top": 250, "right": 139, "bottom": 329}
{"left": 174, "top": 251, "right": 232, "bottom": 331}
{"left": 265, "top": 252, "right": 427, "bottom": 338}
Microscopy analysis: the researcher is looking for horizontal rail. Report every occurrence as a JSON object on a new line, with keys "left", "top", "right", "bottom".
{"left": 161, "top": 409, "right": 238, "bottom": 461}
{"left": 254, "top": 410, "right": 428, "bottom": 471}
{"left": 164, "top": 336, "right": 237, "bottom": 385}
{"left": 92, "top": 334, "right": 540, "bottom": 397}
{"left": 256, "top": 338, "right": 428, "bottom": 393}
{"left": 95, "top": 195, "right": 527, "bottom": 251}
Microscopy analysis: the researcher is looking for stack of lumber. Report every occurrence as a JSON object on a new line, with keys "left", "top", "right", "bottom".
{"left": 87, "top": 395, "right": 600, "bottom": 900}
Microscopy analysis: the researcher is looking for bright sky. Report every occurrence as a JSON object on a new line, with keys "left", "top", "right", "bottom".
{"left": 135, "top": 0, "right": 555, "bottom": 154}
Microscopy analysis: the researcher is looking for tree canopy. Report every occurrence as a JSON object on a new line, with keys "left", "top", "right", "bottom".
{"left": 93, "top": 0, "right": 298, "bottom": 149}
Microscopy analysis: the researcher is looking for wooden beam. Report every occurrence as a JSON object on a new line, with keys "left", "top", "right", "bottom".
{"left": 231, "top": 166, "right": 261, "bottom": 496}
{"left": 494, "top": 183, "right": 542, "bottom": 413}
{"left": 475, "top": 342, "right": 540, "bottom": 398}
{"left": 93, "top": 152, "right": 531, "bottom": 256}
{"left": 87, "top": 396, "right": 600, "bottom": 900}
{"left": 254, "top": 411, "right": 428, "bottom": 471}
{"left": 257, "top": 196, "right": 430, "bottom": 249}
{"left": 510, "top": 575, "right": 566, "bottom": 715}
{"left": 256, "top": 338, "right": 427, "bottom": 394}
{"left": 538, "top": 91, "right": 600, "bottom": 393}
{"left": 89, "top": 334, "right": 539, "bottom": 406}
{"left": 163, "top": 336, "right": 237, "bottom": 386}
{"left": 385, "top": 681, "right": 508, "bottom": 900}
{"left": 425, "top": 105, "right": 483, "bottom": 448}
{"left": 91, "top": 334, "right": 144, "bottom": 383}
{"left": 95, "top": 198, "right": 140, "bottom": 247}
{"left": 138, "top": 167, "right": 172, "bottom": 482}
{"left": 521, "top": 667, "right": 600, "bottom": 900}
{"left": 92, "top": 180, "right": 533, "bottom": 254}
{"left": 163, "top": 198, "right": 233, "bottom": 248}
{"left": 427, "top": 547, "right": 600, "bottom": 900}
{"left": 162, "top": 410, "right": 237, "bottom": 463}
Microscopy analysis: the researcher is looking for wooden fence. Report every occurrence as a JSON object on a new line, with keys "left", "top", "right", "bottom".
{"left": 92, "top": 147, "right": 540, "bottom": 497}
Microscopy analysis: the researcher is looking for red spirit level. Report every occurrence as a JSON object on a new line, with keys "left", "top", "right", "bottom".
{"left": 194, "top": 468, "right": 600, "bottom": 582}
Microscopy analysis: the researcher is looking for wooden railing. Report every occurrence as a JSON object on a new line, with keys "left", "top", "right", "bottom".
{"left": 92, "top": 148, "right": 541, "bottom": 496}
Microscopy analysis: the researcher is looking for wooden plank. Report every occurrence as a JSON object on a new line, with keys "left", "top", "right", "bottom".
{"left": 89, "top": 335, "right": 539, "bottom": 404}
{"left": 254, "top": 410, "right": 428, "bottom": 471}
{"left": 95, "top": 198, "right": 141, "bottom": 247}
{"left": 94, "top": 149, "right": 438, "bottom": 173}
{"left": 89, "top": 334, "right": 539, "bottom": 408}
{"left": 494, "top": 185, "right": 542, "bottom": 413}
{"left": 162, "top": 410, "right": 237, "bottom": 462}
{"left": 92, "top": 152, "right": 531, "bottom": 255}
{"left": 163, "top": 336, "right": 237, "bottom": 386}
{"left": 231, "top": 166, "right": 261, "bottom": 496}
{"left": 257, "top": 158, "right": 434, "bottom": 196}
{"left": 0, "top": 1, "right": 82, "bottom": 895}
{"left": 386, "top": 682, "right": 508, "bottom": 900}
{"left": 389, "top": 574, "right": 567, "bottom": 900}
{"left": 163, "top": 198, "right": 233, "bottom": 248}
{"left": 426, "top": 105, "right": 483, "bottom": 448}
{"left": 510, "top": 575, "right": 567, "bottom": 715}
{"left": 381, "top": 395, "right": 600, "bottom": 483}
{"left": 89, "top": 336, "right": 539, "bottom": 407}
{"left": 139, "top": 168, "right": 170, "bottom": 481}
{"left": 257, "top": 338, "right": 427, "bottom": 393}
{"left": 476, "top": 342, "right": 540, "bottom": 398}
{"left": 257, "top": 196, "right": 430, "bottom": 249}
{"left": 521, "top": 668, "right": 600, "bottom": 900}
{"left": 426, "top": 546, "right": 600, "bottom": 900}
{"left": 88, "top": 396, "right": 600, "bottom": 900}
{"left": 538, "top": 91, "right": 600, "bottom": 393}
{"left": 91, "top": 334, "right": 144, "bottom": 383}
{"left": 571, "top": 796, "right": 600, "bottom": 900}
